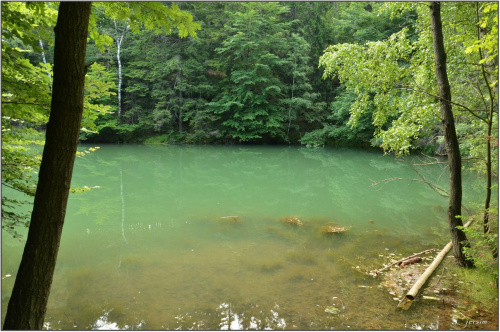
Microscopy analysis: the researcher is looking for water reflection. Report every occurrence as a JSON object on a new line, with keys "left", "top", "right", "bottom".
{"left": 1, "top": 145, "right": 490, "bottom": 330}
{"left": 79, "top": 309, "right": 146, "bottom": 330}
{"left": 170, "top": 302, "right": 288, "bottom": 330}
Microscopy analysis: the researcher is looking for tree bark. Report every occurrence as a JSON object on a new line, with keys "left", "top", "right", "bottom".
{"left": 474, "top": 3, "right": 495, "bottom": 239}
{"left": 429, "top": 2, "right": 472, "bottom": 268}
{"left": 177, "top": 53, "right": 184, "bottom": 133}
{"left": 114, "top": 19, "right": 128, "bottom": 122}
{"left": 3, "top": 2, "right": 92, "bottom": 329}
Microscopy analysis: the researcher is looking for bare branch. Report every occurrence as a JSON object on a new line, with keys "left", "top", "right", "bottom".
{"left": 370, "top": 176, "right": 449, "bottom": 198}
{"left": 372, "top": 155, "right": 475, "bottom": 215}
{"left": 374, "top": 249, "right": 436, "bottom": 276}
{"left": 2, "top": 101, "right": 49, "bottom": 106}
{"left": 412, "top": 161, "right": 448, "bottom": 166}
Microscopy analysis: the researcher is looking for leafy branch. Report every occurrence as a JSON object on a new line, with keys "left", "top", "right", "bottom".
{"left": 399, "top": 86, "right": 490, "bottom": 124}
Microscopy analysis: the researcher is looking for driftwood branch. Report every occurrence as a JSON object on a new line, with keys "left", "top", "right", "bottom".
{"left": 412, "top": 161, "right": 448, "bottom": 166}
{"left": 406, "top": 158, "right": 450, "bottom": 198}
{"left": 374, "top": 249, "right": 435, "bottom": 276}
{"left": 370, "top": 176, "right": 449, "bottom": 198}
{"left": 371, "top": 155, "right": 473, "bottom": 215}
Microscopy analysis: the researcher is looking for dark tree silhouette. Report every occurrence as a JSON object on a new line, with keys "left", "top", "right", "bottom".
{"left": 3, "top": 2, "right": 92, "bottom": 329}
{"left": 429, "top": 1, "right": 473, "bottom": 268}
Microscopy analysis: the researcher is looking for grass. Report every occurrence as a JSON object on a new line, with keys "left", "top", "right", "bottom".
{"left": 452, "top": 264, "right": 498, "bottom": 311}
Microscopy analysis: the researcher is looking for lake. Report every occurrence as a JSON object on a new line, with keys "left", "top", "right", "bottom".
{"left": 1, "top": 145, "right": 486, "bottom": 329}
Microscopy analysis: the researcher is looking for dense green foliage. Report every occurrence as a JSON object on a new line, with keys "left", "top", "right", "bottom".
{"left": 459, "top": 212, "right": 498, "bottom": 281}
{"left": 78, "top": 2, "right": 414, "bottom": 144}
{"left": 1, "top": 1, "right": 200, "bottom": 236}
{"left": 318, "top": 1, "right": 498, "bottom": 273}
{"left": 1, "top": 2, "right": 55, "bottom": 237}
{"left": 2, "top": 5, "right": 497, "bottom": 329}
{"left": 319, "top": 2, "right": 498, "bottom": 157}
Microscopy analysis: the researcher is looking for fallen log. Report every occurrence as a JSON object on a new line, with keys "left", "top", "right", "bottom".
{"left": 397, "top": 219, "right": 473, "bottom": 310}
{"left": 398, "top": 256, "right": 422, "bottom": 268}
{"left": 374, "top": 249, "right": 435, "bottom": 276}
{"left": 397, "top": 242, "right": 452, "bottom": 310}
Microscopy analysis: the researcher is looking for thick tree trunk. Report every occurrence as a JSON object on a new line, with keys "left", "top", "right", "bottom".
{"left": 3, "top": 3, "right": 92, "bottom": 329}
{"left": 429, "top": 2, "right": 472, "bottom": 268}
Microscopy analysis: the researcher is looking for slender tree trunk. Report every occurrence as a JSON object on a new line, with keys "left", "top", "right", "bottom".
{"left": 473, "top": 3, "right": 497, "bottom": 259}
{"left": 3, "top": 3, "right": 92, "bottom": 329}
{"left": 114, "top": 20, "right": 127, "bottom": 122}
{"left": 117, "top": 38, "right": 122, "bottom": 120}
{"left": 288, "top": 57, "right": 295, "bottom": 138}
{"left": 177, "top": 53, "right": 183, "bottom": 133}
{"left": 483, "top": 99, "right": 493, "bottom": 234}
{"left": 474, "top": 3, "right": 495, "bottom": 237}
{"left": 429, "top": 1, "right": 472, "bottom": 268}
{"left": 38, "top": 39, "right": 52, "bottom": 89}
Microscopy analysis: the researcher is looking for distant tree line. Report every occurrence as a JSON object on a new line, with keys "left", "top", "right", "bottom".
{"left": 77, "top": 2, "right": 414, "bottom": 146}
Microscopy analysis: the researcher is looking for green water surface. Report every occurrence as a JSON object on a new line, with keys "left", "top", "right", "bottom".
{"left": 1, "top": 145, "right": 486, "bottom": 330}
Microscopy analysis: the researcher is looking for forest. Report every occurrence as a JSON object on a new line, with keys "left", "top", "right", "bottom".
{"left": 3, "top": 2, "right": 498, "bottom": 147}
{"left": 1, "top": 1, "right": 498, "bottom": 330}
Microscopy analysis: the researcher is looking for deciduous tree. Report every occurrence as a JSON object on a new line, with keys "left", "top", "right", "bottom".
{"left": 429, "top": 1, "right": 472, "bottom": 267}
{"left": 3, "top": 3, "right": 92, "bottom": 329}
{"left": 3, "top": 2, "right": 201, "bottom": 328}
{"left": 317, "top": 1, "right": 498, "bottom": 267}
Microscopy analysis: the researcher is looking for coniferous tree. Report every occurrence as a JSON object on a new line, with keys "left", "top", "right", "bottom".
{"left": 208, "top": 2, "right": 322, "bottom": 142}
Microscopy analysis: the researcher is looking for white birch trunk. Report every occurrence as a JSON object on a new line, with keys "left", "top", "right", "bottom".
{"left": 114, "top": 20, "right": 128, "bottom": 121}
{"left": 38, "top": 39, "right": 52, "bottom": 90}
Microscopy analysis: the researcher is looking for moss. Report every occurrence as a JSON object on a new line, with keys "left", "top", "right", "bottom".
{"left": 286, "top": 266, "right": 307, "bottom": 281}
{"left": 285, "top": 249, "right": 318, "bottom": 265}
{"left": 259, "top": 259, "right": 284, "bottom": 272}
{"left": 120, "top": 254, "right": 145, "bottom": 271}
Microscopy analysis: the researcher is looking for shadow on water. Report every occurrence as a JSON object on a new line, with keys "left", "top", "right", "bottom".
{"left": 1, "top": 145, "right": 490, "bottom": 330}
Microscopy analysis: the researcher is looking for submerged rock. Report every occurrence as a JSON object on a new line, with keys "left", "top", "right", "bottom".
{"left": 324, "top": 305, "right": 340, "bottom": 315}
{"left": 321, "top": 222, "right": 349, "bottom": 234}
{"left": 280, "top": 216, "right": 303, "bottom": 226}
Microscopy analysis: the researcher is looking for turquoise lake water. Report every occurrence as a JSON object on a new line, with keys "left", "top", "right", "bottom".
{"left": 1, "top": 145, "right": 488, "bottom": 329}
